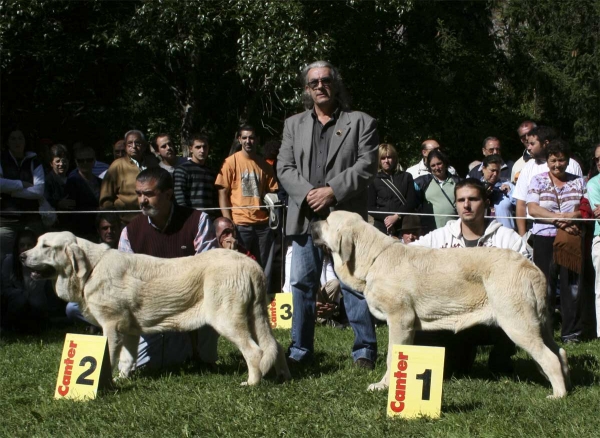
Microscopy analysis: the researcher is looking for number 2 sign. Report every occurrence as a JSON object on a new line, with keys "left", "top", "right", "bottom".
{"left": 386, "top": 344, "right": 445, "bottom": 419}
{"left": 54, "top": 334, "right": 111, "bottom": 401}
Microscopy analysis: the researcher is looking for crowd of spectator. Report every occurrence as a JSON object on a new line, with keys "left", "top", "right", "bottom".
{"left": 2, "top": 60, "right": 599, "bottom": 377}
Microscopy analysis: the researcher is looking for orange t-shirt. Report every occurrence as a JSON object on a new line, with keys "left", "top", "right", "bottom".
{"left": 215, "top": 152, "right": 278, "bottom": 225}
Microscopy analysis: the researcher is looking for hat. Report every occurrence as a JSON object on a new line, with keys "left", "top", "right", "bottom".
{"left": 398, "top": 215, "right": 422, "bottom": 233}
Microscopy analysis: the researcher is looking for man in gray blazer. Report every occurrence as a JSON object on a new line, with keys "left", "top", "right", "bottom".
{"left": 277, "top": 60, "right": 379, "bottom": 368}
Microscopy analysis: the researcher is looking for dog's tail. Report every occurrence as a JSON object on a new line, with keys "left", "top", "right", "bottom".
{"left": 250, "top": 271, "right": 281, "bottom": 376}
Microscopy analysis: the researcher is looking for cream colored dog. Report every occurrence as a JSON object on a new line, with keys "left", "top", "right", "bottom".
{"left": 311, "top": 211, "right": 570, "bottom": 398}
{"left": 21, "top": 232, "right": 290, "bottom": 385}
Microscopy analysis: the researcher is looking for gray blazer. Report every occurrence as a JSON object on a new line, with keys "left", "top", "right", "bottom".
{"left": 277, "top": 109, "right": 379, "bottom": 235}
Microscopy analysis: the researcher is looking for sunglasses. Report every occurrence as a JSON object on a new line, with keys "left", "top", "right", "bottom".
{"left": 77, "top": 158, "right": 95, "bottom": 163}
{"left": 307, "top": 77, "right": 332, "bottom": 90}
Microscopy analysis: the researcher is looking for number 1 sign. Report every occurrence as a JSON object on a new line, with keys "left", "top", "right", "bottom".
{"left": 386, "top": 344, "right": 445, "bottom": 419}
{"left": 54, "top": 334, "right": 112, "bottom": 401}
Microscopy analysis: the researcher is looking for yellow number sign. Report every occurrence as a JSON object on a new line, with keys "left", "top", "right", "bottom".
{"left": 387, "top": 344, "right": 445, "bottom": 419}
{"left": 54, "top": 334, "right": 111, "bottom": 401}
{"left": 268, "top": 293, "right": 293, "bottom": 329}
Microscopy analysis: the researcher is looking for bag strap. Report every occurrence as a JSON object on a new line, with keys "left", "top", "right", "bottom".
{"left": 435, "top": 178, "right": 456, "bottom": 210}
{"left": 381, "top": 177, "right": 407, "bottom": 206}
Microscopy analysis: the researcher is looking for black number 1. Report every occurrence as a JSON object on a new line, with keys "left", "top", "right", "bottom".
{"left": 415, "top": 369, "right": 432, "bottom": 400}
{"left": 76, "top": 356, "right": 97, "bottom": 385}
{"left": 280, "top": 304, "right": 292, "bottom": 320}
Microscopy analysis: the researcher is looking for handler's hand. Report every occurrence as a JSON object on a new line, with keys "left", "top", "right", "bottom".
{"left": 593, "top": 205, "right": 600, "bottom": 219}
{"left": 307, "top": 187, "right": 336, "bottom": 214}
{"left": 384, "top": 214, "right": 400, "bottom": 231}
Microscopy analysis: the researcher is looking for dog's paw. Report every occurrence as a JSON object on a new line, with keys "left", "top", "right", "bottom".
{"left": 367, "top": 382, "right": 388, "bottom": 392}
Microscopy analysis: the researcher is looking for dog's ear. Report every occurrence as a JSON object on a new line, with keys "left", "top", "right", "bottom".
{"left": 65, "top": 243, "right": 91, "bottom": 282}
{"left": 338, "top": 232, "right": 354, "bottom": 266}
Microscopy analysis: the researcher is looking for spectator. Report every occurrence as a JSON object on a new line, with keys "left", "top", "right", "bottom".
{"left": 412, "top": 178, "right": 527, "bottom": 375}
{"left": 398, "top": 215, "right": 422, "bottom": 244}
{"left": 368, "top": 143, "right": 416, "bottom": 237}
{"left": 526, "top": 139, "right": 588, "bottom": 343}
{"left": 213, "top": 216, "right": 255, "bottom": 259}
{"left": 1, "top": 228, "right": 58, "bottom": 333}
{"left": 481, "top": 154, "right": 516, "bottom": 230}
{"left": 588, "top": 143, "right": 600, "bottom": 338}
{"left": 173, "top": 133, "right": 217, "bottom": 213}
{"left": 414, "top": 149, "right": 461, "bottom": 232}
{"left": 511, "top": 120, "right": 537, "bottom": 183}
{"left": 0, "top": 128, "right": 45, "bottom": 262}
{"left": 406, "top": 139, "right": 457, "bottom": 179}
{"left": 44, "top": 144, "right": 76, "bottom": 228}
{"left": 99, "top": 130, "right": 158, "bottom": 224}
{"left": 215, "top": 124, "right": 278, "bottom": 290}
{"left": 277, "top": 60, "right": 378, "bottom": 369}
{"left": 468, "top": 137, "right": 514, "bottom": 181}
{"left": 73, "top": 142, "right": 109, "bottom": 178}
{"left": 513, "top": 126, "right": 582, "bottom": 236}
{"left": 96, "top": 212, "right": 121, "bottom": 249}
{"left": 64, "top": 146, "right": 102, "bottom": 238}
{"left": 153, "top": 133, "right": 186, "bottom": 174}
{"left": 113, "top": 140, "right": 126, "bottom": 160}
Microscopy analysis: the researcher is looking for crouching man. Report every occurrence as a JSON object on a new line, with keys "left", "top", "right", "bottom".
{"left": 118, "top": 167, "right": 218, "bottom": 372}
{"left": 411, "top": 178, "right": 528, "bottom": 375}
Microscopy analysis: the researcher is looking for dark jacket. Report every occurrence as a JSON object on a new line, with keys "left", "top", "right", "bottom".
{"left": 368, "top": 171, "right": 416, "bottom": 235}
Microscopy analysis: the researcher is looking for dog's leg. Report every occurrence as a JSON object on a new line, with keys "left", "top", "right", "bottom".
{"left": 368, "top": 313, "right": 414, "bottom": 392}
{"left": 541, "top": 322, "right": 571, "bottom": 391}
{"left": 118, "top": 334, "right": 140, "bottom": 378}
{"left": 498, "top": 320, "right": 567, "bottom": 399}
{"left": 211, "top": 320, "right": 263, "bottom": 386}
{"left": 103, "top": 325, "right": 124, "bottom": 377}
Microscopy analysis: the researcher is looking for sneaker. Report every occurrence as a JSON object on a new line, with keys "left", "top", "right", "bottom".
{"left": 354, "top": 358, "right": 375, "bottom": 370}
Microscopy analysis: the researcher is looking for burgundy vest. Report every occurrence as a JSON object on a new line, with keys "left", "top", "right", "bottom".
{"left": 126, "top": 205, "right": 200, "bottom": 258}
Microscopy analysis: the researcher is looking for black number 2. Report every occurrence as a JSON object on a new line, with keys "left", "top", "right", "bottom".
{"left": 415, "top": 369, "right": 432, "bottom": 400}
{"left": 280, "top": 304, "right": 292, "bottom": 320}
{"left": 76, "top": 356, "right": 97, "bottom": 386}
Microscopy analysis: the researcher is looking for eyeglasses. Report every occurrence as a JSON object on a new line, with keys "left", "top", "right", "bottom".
{"left": 126, "top": 141, "right": 143, "bottom": 147}
{"left": 307, "top": 77, "right": 333, "bottom": 90}
{"left": 380, "top": 156, "right": 395, "bottom": 161}
{"left": 77, "top": 158, "right": 95, "bottom": 163}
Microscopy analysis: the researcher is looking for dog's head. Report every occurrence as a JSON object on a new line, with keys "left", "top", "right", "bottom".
{"left": 311, "top": 211, "right": 363, "bottom": 266}
{"left": 21, "top": 232, "right": 92, "bottom": 301}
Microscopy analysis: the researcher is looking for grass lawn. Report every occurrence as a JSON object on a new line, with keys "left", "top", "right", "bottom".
{"left": 1, "top": 324, "right": 599, "bottom": 437}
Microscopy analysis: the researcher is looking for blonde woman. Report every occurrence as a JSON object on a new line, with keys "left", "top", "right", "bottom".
{"left": 368, "top": 144, "right": 416, "bottom": 236}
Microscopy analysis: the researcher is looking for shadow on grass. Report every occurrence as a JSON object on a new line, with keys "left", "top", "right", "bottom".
{"left": 442, "top": 401, "right": 483, "bottom": 414}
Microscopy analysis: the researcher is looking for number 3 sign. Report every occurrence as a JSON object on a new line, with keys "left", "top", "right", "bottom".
{"left": 54, "top": 334, "right": 112, "bottom": 401}
{"left": 268, "top": 293, "right": 293, "bottom": 329}
{"left": 386, "top": 344, "right": 445, "bottom": 419}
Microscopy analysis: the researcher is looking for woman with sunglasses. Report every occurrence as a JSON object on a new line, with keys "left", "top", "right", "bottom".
{"left": 64, "top": 146, "right": 102, "bottom": 238}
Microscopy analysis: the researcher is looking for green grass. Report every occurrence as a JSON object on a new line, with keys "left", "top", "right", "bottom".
{"left": 1, "top": 325, "right": 600, "bottom": 437}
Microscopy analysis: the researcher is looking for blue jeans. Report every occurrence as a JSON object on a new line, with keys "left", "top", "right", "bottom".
{"left": 288, "top": 234, "right": 377, "bottom": 362}
{"left": 237, "top": 223, "right": 274, "bottom": 291}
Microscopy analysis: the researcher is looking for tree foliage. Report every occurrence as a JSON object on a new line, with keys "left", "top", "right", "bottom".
{"left": 1, "top": 0, "right": 598, "bottom": 170}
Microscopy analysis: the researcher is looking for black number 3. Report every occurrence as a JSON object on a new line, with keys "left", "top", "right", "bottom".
{"left": 76, "top": 356, "right": 97, "bottom": 386}
{"left": 415, "top": 368, "right": 432, "bottom": 400}
{"left": 280, "top": 304, "right": 292, "bottom": 320}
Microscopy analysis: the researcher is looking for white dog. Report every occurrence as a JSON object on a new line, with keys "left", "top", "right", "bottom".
{"left": 22, "top": 231, "right": 290, "bottom": 385}
{"left": 311, "top": 211, "right": 570, "bottom": 398}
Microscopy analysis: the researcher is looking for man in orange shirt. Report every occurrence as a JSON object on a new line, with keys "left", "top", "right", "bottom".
{"left": 215, "top": 125, "right": 278, "bottom": 289}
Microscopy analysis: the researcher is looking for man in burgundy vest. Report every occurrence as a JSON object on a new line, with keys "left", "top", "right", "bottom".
{"left": 118, "top": 167, "right": 218, "bottom": 372}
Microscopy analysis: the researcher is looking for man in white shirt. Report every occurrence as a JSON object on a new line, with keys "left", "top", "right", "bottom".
{"left": 411, "top": 178, "right": 528, "bottom": 375}
{"left": 513, "top": 126, "right": 582, "bottom": 236}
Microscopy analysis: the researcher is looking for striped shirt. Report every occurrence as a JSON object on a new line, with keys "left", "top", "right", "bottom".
{"left": 173, "top": 161, "right": 217, "bottom": 211}
{"left": 526, "top": 172, "right": 585, "bottom": 237}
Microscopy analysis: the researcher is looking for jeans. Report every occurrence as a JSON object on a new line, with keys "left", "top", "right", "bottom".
{"left": 237, "top": 223, "right": 274, "bottom": 291}
{"left": 287, "top": 234, "right": 377, "bottom": 362}
{"left": 65, "top": 302, "right": 219, "bottom": 369}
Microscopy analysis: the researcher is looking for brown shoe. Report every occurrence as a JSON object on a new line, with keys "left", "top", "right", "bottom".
{"left": 354, "top": 358, "right": 375, "bottom": 370}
